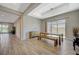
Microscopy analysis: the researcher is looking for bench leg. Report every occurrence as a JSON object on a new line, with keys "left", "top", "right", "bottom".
{"left": 38, "top": 37, "right": 40, "bottom": 40}
{"left": 54, "top": 40, "right": 58, "bottom": 47}
{"left": 59, "top": 39, "right": 61, "bottom": 45}
{"left": 38, "top": 37, "right": 41, "bottom": 40}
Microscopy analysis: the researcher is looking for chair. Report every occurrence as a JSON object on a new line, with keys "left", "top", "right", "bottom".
{"left": 73, "top": 37, "right": 79, "bottom": 54}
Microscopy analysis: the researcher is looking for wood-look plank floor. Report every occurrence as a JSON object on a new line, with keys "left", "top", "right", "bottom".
{"left": 0, "top": 34, "right": 76, "bottom": 55}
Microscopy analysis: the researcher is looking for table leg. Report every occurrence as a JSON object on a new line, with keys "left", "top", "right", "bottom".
{"left": 59, "top": 36, "right": 61, "bottom": 45}
{"left": 54, "top": 40, "right": 58, "bottom": 47}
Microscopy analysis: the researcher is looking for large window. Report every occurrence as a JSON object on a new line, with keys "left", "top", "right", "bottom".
{"left": 47, "top": 20, "right": 65, "bottom": 38}
{"left": 52, "top": 21, "right": 58, "bottom": 34}
{"left": 0, "top": 24, "right": 9, "bottom": 33}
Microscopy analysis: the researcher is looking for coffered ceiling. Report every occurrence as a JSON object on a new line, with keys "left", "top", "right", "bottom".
{"left": 28, "top": 3, "right": 79, "bottom": 19}
{"left": 0, "top": 3, "right": 39, "bottom": 23}
{"left": 0, "top": 3, "right": 30, "bottom": 12}
{"left": 0, "top": 3, "right": 79, "bottom": 23}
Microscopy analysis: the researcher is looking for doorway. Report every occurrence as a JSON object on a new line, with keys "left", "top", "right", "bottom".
{"left": 0, "top": 23, "right": 11, "bottom": 46}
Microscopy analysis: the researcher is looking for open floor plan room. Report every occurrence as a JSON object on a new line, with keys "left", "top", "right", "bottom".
{"left": 0, "top": 3, "right": 79, "bottom": 55}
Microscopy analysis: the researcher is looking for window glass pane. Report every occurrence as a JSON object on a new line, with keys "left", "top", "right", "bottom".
{"left": 2, "top": 28, "right": 8, "bottom": 32}
{"left": 47, "top": 20, "right": 65, "bottom": 38}
{"left": 2, "top": 25, "right": 6, "bottom": 27}
{"left": 0, "top": 25, "right": 1, "bottom": 27}
{"left": 52, "top": 24, "right": 57, "bottom": 34}
{"left": 58, "top": 20, "right": 65, "bottom": 38}
{"left": 47, "top": 22, "right": 52, "bottom": 33}
{"left": 52, "top": 21, "right": 57, "bottom": 24}
{"left": 0, "top": 24, "right": 1, "bottom": 32}
{"left": 58, "top": 23, "right": 65, "bottom": 34}
{"left": 1, "top": 24, "right": 8, "bottom": 33}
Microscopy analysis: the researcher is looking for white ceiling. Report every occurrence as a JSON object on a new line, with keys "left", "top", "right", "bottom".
{"left": 0, "top": 3, "right": 31, "bottom": 23}
{"left": 0, "top": 3, "right": 79, "bottom": 23}
{"left": 28, "top": 3, "right": 79, "bottom": 19}
{"left": 0, "top": 3, "right": 30, "bottom": 12}
{"left": 0, "top": 10, "right": 19, "bottom": 23}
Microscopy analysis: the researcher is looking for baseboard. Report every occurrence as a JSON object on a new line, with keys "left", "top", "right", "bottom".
{"left": 65, "top": 37, "right": 74, "bottom": 42}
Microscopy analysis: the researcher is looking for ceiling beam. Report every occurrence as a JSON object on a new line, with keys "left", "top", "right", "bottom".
{"left": 0, "top": 3, "right": 40, "bottom": 23}
{"left": 0, "top": 5, "right": 23, "bottom": 16}
{"left": 14, "top": 3, "right": 40, "bottom": 23}
{"left": 22, "top": 3, "right": 40, "bottom": 15}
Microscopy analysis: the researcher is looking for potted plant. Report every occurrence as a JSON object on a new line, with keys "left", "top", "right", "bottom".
{"left": 73, "top": 27, "right": 79, "bottom": 55}
{"left": 73, "top": 28, "right": 79, "bottom": 38}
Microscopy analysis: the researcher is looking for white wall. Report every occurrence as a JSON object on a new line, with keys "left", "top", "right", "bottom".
{"left": 66, "top": 10, "right": 79, "bottom": 40}
{"left": 23, "top": 15, "right": 41, "bottom": 40}
{"left": 14, "top": 14, "right": 41, "bottom": 40}
{"left": 14, "top": 19, "right": 21, "bottom": 39}
{"left": 42, "top": 10, "right": 79, "bottom": 40}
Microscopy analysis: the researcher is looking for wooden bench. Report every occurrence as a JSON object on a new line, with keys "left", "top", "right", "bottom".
{"left": 39, "top": 32, "right": 63, "bottom": 46}
{"left": 29, "top": 32, "right": 40, "bottom": 40}
{"left": 29, "top": 32, "right": 63, "bottom": 47}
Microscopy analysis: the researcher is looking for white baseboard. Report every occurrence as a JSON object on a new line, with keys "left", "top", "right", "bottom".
{"left": 65, "top": 37, "right": 74, "bottom": 41}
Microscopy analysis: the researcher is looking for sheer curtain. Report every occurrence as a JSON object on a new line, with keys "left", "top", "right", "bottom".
{"left": 47, "top": 20, "right": 65, "bottom": 38}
